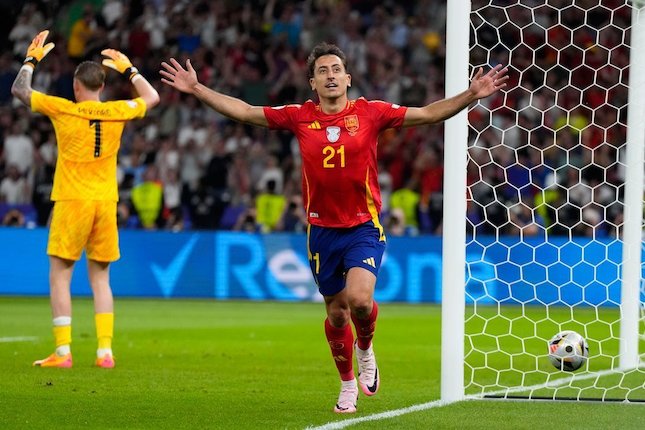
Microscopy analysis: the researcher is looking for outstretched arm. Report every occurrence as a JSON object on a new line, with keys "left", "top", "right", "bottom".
{"left": 403, "top": 64, "right": 508, "bottom": 127}
{"left": 12, "top": 30, "right": 55, "bottom": 107}
{"left": 160, "top": 58, "right": 269, "bottom": 127}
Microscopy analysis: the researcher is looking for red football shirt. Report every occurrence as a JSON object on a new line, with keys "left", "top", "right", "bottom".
{"left": 264, "top": 97, "right": 407, "bottom": 228}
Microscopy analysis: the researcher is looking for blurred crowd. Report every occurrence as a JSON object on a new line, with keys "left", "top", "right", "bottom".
{"left": 0, "top": 0, "right": 634, "bottom": 239}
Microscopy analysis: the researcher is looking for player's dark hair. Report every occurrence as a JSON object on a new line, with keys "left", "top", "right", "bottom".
{"left": 74, "top": 61, "right": 105, "bottom": 91}
{"left": 306, "top": 42, "right": 348, "bottom": 78}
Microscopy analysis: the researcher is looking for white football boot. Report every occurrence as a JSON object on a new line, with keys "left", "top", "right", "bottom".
{"left": 355, "top": 341, "right": 379, "bottom": 396}
{"left": 334, "top": 379, "right": 358, "bottom": 413}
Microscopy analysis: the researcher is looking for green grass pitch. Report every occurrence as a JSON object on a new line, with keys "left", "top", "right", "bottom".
{"left": 0, "top": 297, "right": 642, "bottom": 429}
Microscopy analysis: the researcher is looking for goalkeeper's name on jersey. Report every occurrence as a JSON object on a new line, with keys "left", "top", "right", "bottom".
{"left": 77, "top": 106, "right": 113, "bottom": 117}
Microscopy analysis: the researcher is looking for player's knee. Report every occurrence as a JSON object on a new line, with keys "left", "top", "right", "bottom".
{"left": 327, "top": 307, "right": 350, "bottom": 327}
{"left": 349, "top": 297, "right": 373, "bottom": 319}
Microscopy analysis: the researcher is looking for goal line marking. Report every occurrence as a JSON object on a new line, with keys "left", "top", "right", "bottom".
{"left": 305, "top": 366, "right": 645, "bottom": 430}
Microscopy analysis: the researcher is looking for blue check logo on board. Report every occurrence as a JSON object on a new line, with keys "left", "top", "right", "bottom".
{"left": 150, "top": 234, "right": 199, "bottom": 297}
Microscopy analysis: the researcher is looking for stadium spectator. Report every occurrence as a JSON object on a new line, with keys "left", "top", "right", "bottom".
{"left": 131, "top": 165, "right": 164, "bottom": 229}
{"left": 12, "top": 31, "right": 159, "bottom": 369}
{"left": 9, "top": 13, "right": 37, "bottom": 59}
{"left": 155, "top": 135, "right": 181, "bottom": 184}
{"left": 186, "top": 175, "right": 218, "bottom": 230}
{"left": 415, "top": 146, "right": 443, "bottom": 205}
{"left": 233, "top": 206, "right": 260, "bottom": 233}
{"left": 389, "top": 179, "right": 421, "bottom": 235}
{"left": 227, "top": 149, "right": 252, "bottom": 202}
{"left": 256, "top": 154, "right": 284, "bottom": 194}
{"left": 275, "top": 194, "right": 307, "bottom": 232}
{"left": 0, "top": 1, "right": 632, "bottom": 240}
{"left": 162, "top": 168, "right": 184, "bottom": 231}
{"left": 255, "top": 178, "right": 286, "bottom": 233}
{"left": 384, "top": 207, "right": 407, "bottom": 237}
{"left": 0, "top": 53, "right": 17, "bottom": 104}
{"left": 141, "top": 3, "right": 169, "bottom": 52}
{"left": 2, "top": 207, "right": 26, "bottom": 227}
{"left": 3, "top": 120, "right": 34, "bottom": 177}
{"left": 67, "top": 5, "right": 96, "bottom": 62}
{"left": 101, "top": 0, "right": 124, "bottom": 30}
{"left": 0, "top": 164, "right": 30, "bottom": 204}
{"left": 160, "top": 40, "right": 506, "bottom": 413}
{"left": 377, "top": 161, "right": 393, "bottom": 213}
{"left": 506, "top": 198, "right": 546, "bottom": 238}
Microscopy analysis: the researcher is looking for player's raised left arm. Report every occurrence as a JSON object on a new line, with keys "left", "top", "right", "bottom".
{"left": 402, "top": 64, "right": 508, "bottom": 127}
{"left": 12, "top": 30, "right": 55, "bottom": 106}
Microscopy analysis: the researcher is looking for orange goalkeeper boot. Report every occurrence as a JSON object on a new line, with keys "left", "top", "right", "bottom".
{"left": 95, "top": 353, "right": 115, "bottom": 369}
{"left": 33, "top": 352, "right": 73, "bottom": 368}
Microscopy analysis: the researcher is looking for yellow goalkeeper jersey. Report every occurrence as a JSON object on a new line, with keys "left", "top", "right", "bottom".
{"left": 31, "top": 91, "right": 147, "bottom": 201}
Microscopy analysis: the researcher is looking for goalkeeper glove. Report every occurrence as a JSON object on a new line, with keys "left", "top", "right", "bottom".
{"left": 24, "top": 30, "right": 55, "bottom": 68}
{"left": 101, "top": 49, "right": 139, "bottom": 80}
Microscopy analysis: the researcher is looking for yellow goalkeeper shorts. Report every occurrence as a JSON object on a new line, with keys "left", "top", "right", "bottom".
{"left": 47, "top": 200, "right": 120, "bottom": 262}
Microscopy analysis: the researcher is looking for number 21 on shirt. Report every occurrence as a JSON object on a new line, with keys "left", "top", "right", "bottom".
{"left": 322, "top": 144, "right": 345, "bottom": 168}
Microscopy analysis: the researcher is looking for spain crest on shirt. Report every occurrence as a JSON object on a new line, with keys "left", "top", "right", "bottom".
{"left": 344, "top": 114, "right": 359, "bottom": 136}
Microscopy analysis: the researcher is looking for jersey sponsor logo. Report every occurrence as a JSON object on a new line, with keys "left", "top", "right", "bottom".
{"left": 307, "top": 120, "right": 321, "bottom": 129}
{"left": 326, "top": 126, "right": 341, "bottom": 143}
{"left": 362, "top": 257, "right": 376, "bottom": 268}
{"left": 344, "top": 114, "right": 359, "bottom": 136}
{"left": 392, "top": 103, "right": 400, "bottom": 109}
{"left": 309, "top": 212, "right": 319, "bottom": 218}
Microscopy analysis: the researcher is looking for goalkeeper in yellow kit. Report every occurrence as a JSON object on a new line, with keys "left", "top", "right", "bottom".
{"left": 11, "top": 31, "right": 160, "bottom": 368}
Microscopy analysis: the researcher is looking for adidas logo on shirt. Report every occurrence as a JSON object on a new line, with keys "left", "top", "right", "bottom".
{"left": 362, "top": 257, "right": 376, "bottom": 268}
{"left": 307, "top": 120, "right": 321, "bottom": 129}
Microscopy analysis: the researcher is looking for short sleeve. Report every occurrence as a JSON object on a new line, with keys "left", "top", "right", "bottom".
{"left": 106, "top": 97, "right": 147, "bottom": 120}
{"left": 31, "top": 91, "right": 71, "bottom": 117}
{"left": 367, "top": 100, "right": 408, "bottom": 131}
{"left": 263, "top": 104, "right": 302, "bottom": 132}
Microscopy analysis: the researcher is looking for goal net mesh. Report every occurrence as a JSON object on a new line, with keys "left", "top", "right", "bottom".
{"left": 465, "top": 0, "right": 645, "bottom": 401}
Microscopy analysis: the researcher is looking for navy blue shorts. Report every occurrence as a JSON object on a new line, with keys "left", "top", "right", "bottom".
{"left": 307, "top": 220, "right": 386, "bottom": 297}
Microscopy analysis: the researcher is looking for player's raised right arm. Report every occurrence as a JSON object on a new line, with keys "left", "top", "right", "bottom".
{"left": 12, "top": 30, "right": 55, "bottom": 107}
{"left": 11, "top": 66, "right": 34, "bottom": 107}
{"left": 102, "top": 49, "right": 160, "bottom": 109}
{"left": 160, "top": 58, "right": 268, "bottom": 128}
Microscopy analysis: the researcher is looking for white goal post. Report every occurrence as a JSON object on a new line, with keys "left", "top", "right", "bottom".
{"left": 441, "top": 0, "right": 470, "bottom": 403}
{"left": 442, "top": 0, "right": 645, "bottom": 402}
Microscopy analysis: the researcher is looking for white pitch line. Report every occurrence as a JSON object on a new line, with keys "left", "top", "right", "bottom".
{"left": 0, "top": 336, "right": 38, "bottom": 343}
{"left": 306, "top": 367, "right": 644, "bottom": 430}
{"left": 304, "top": 399, "right": 457, "bottom": 430}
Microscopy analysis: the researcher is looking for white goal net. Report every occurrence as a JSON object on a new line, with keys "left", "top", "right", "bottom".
{"left": 462, "top": 0, "right": 645, "bottom": 402}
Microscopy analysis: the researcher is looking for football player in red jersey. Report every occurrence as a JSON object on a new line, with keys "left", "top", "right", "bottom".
{"left": 161, "top": 43, "right": 507, "bottom": 413}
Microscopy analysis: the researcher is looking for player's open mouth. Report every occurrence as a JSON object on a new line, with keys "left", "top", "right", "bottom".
{"left": 325, "top": 83, "right": 338, "bottom": 88}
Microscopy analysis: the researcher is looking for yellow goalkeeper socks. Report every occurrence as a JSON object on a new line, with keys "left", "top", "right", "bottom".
{"left": 52, "top": 316, "right": 71, "bottom": 356}
{"left": 95, "top": 312, "right": 114, "bottom": 357}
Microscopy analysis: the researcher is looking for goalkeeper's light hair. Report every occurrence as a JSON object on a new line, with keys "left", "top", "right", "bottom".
{"left": 74, "top": 61, "right": 105, "bottom": 91}
{"left": 306, "top": 42, "right": 348, "bottom": 78}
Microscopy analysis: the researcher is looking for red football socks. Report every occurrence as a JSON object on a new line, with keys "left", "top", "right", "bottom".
{"left": 351, "top": 301, "right": 378, "bottom": 351}
{"left": 324, "top": 318, "right": 355, "bottom": 381}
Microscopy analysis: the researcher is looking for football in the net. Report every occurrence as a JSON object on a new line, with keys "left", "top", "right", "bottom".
{"left": 547, "top": 330, "right": 589, "bottom": 371}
